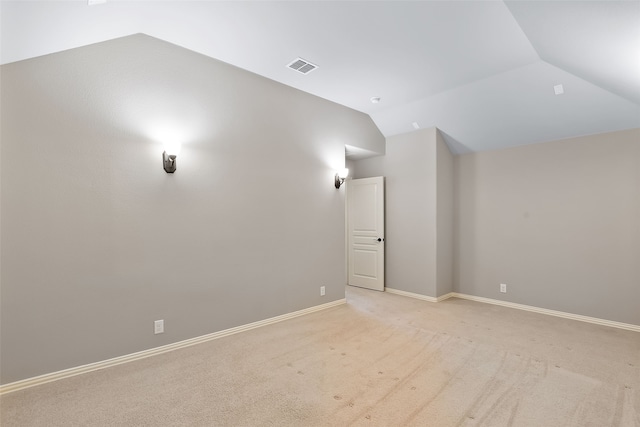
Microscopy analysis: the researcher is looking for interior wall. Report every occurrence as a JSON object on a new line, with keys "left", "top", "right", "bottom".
{"left": 435, "top": 131, "right": 454, "bottom": 296}
{"left": 353, "top": 128, "right": 450, "bottom": 297}
{"left": 345, "top": 159, "right": 357, "bottom": 176}
{"left": 454, "top": 128, "right": 640, "bottom": 325}
{"left": 0, "top": 34, "right": 384, "bottom": 384}
{"left": 350, "top": 155, "right": 384, "bottom": 180}
{"left": 386, "top": 129, "right": 438, "bottom": 296}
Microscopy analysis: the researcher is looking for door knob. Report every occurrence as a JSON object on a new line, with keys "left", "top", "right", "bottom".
{"left": 377, "top": 238, "right": 383, "bottom": 242}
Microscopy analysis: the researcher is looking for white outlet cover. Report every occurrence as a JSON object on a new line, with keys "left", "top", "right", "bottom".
{"left": 320, "top": 286, "right": 326, "bottom": 296}
{"left": 154, "top": 319, "right": 164, "bottom": 334}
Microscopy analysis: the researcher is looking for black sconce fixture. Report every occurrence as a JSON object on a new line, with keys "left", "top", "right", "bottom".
{"left": 163, "top": 151, "right": 177, "bottom": 173}
{"left": 335, "top": 168, "right": 349, "bottom": 188}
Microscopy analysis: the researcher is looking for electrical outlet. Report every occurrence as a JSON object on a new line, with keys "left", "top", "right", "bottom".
{"left": 500, "top": 283, "right": 507, "bottom": 293}
{"left": 320, "top": 286, "right": 326, "bottom": 296}
{"left": 154, "top": 319, "right": 164, "bottom": 334}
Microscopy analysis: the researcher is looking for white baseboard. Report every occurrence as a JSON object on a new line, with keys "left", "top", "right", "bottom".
{"left": 385, "top": 287, "right": 454, "bottom": 303}
{"left": 386, "top": 288, "right": 639, "bottom": 333}
{"left": 449, "top": 293, "right": 640, "bottom": 333}
{"left": 0, "top": 298, "right": 346, "bottom": 395}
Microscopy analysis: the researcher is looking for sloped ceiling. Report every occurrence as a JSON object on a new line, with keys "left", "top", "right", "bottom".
{"left": 1, "top": 1, "right": 638, "bottom": 154}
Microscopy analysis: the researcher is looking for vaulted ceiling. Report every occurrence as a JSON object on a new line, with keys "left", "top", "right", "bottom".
{"left": 2, "top": 1, "right": 639, "bottom": 154}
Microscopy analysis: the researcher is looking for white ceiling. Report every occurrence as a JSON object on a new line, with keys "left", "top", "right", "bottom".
{"left": 2, "top": 0, "right": 639, "bottom": 154}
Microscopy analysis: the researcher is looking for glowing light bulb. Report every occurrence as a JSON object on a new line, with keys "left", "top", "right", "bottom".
{"left": 163, "top": 142, "right": 181, "bottom": 156}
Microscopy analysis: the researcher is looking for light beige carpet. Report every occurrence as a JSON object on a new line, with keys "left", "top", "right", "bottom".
{"left": 1, "top": 287, "right": 639, "bottom": 426}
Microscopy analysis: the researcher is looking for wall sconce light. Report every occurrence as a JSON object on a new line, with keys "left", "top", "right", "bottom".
{"left": 163, "top": 151, "right": 177, "bottom": 173}
{"left": 162, "top": 143, "right": 180, "bottom": 173}
{"left": 335, "top": 168, "right": 349, "bottom": 189}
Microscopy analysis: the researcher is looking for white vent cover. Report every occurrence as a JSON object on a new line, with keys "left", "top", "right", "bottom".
{"left": 287, "top": 58, "right": 318, "bottom": 74}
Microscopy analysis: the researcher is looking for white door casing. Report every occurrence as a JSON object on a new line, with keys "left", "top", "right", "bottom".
{"left": 347, "top": 177, "right": 385, "bottom": 291}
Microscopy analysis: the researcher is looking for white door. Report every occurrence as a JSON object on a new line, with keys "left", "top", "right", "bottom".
{"left": 347, "top": 177, "right": 385, "bottom": 291}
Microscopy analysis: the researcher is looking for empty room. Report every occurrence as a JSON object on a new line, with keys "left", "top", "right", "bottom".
{"left": 1, "top": 1, "right": 638, "bottom": 426}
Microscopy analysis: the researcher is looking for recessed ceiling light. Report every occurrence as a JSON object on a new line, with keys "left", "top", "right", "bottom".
{"left": 412, "top": 122, "right": 420, "bottom": 129}
{"left": 554, "top": 84, "right": 564, "bottom": 95}
{"left": 370, "top": 97, "right": 381, "bottom": 104}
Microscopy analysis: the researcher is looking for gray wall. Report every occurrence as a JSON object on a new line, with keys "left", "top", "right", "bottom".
{"left": 436, "top": 132, "right": 454, "bottom": 296}
{"left": 0, "top": 34, "right": 384, "bottom": 384}
{"left": 454, "top": 128, "right": 640, "bottom": 325}
{"left": 355, "top": 127, "right": 638, "bottom": 325}
{"left": 353, "top": 128, "right": 454, "bottom": 298}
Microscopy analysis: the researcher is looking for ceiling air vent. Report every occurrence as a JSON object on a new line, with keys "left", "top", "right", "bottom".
{"left": 287, "top": 58, "right": 318, "bottom": 74}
